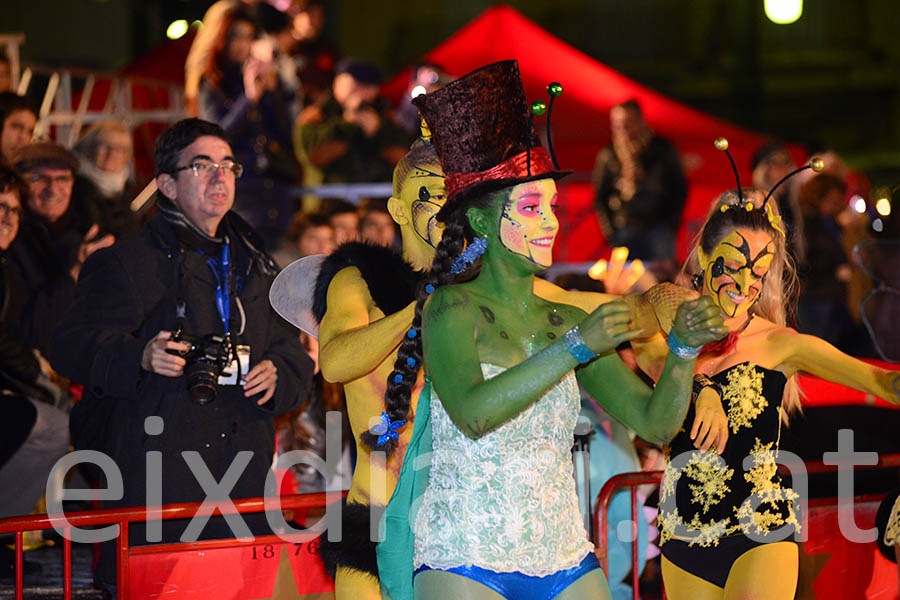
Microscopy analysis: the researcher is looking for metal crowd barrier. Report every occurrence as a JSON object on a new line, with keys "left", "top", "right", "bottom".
{"left": 0, "top": 490, "right": 346, "bottom": 600}
{"left": 594, "top": 453, "right": 900, "bottom": 600}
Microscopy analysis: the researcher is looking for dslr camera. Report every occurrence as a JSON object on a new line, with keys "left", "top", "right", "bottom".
{"left": 166, "top": 331, "right": 233, "bottom": 405}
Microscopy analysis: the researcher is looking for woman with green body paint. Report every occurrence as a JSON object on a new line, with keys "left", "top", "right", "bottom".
{"left": 369, "top": 62, "right": 727, "bottom": 600}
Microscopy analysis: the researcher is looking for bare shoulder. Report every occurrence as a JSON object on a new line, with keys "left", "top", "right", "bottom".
{"left": 533, "top": 277, "right": 615, "bottom": 313}
{"left": 422, "top": 284, "right": 473, "bottom": 325}
{"left": 756, "top": 318, "right": 797, "bottom": 344}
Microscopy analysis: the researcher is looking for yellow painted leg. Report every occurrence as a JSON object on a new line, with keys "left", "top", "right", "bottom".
{"left": 661, "top": 555, "right": 724, "bottom": 600}
{"left": 335, "top": 565, "right": 382, "bottom": 600}
{"left": 723, "top": 542, "right": 797, "bottom": 600}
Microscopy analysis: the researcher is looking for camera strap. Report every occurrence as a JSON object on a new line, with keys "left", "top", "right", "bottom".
{"left": 209, "top": 240, "right": 232, "bottom": 335}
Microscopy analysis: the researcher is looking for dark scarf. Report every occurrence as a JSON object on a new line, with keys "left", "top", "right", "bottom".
{"left": 155, "top": 194, "right": 280, "bottom": 278}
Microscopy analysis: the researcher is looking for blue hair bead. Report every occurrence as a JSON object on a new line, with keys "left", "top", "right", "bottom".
{"left": 393, "top": 373, "right": 403, "bottom": 384}
{"left": 425, "top": 284, "right": 435, "bottom": 294}
{"left": 406, "top": 357, "right": 416, "bottom": 368}
{"left": 407, "top": 329, "right": 418, "bottom": 339}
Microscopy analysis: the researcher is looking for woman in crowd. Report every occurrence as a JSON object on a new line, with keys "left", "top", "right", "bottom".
{"left": 73, "top": 119, "right": 139, "bottom": 238}
{"left": 374, "top": 61, "right": 726, "bottom": 600}
{"left": 629, "top": 177, "right": 900, "bottom": 598}
{"left": 198, "top": 6, "right": 300, "bottom": 249}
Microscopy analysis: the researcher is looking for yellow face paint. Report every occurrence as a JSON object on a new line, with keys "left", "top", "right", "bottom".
{"left": 397, "top": 162, "right": 446, "bottom": 269}
{"left": 498, "top": 178, "right": 559, "bottom": 268}
{"left": 699, "top": 229, "right": 775, "bottom": 318}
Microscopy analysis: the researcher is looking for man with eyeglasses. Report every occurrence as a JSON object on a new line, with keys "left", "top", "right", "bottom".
{"left": 7, "top": 141, "right": 113, "bottom": 356}
{"left": 51, "top": 118, "right": 313, "bottom": 595}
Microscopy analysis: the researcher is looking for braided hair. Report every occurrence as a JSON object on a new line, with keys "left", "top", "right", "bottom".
{"left": 682, "top": 187, "right": 802, "bottom": 414}
{"left": 359, "top": 187, "right": 504, "bottom": 453}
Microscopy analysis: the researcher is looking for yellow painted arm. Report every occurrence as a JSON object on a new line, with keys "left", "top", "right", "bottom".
{"left": 777, "top": 329, "right": 900, "bottom": 404}
{"left": 318, "top": 266, "right": 415, "bottom": 383}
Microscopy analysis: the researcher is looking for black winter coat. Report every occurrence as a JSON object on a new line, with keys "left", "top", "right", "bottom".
{"left": 50, "top": 214, "right": 313, "bottom": 555}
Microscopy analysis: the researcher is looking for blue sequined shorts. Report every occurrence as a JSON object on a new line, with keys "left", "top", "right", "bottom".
{"left": 413, "top": 552, "right": 601, "bottom": 599}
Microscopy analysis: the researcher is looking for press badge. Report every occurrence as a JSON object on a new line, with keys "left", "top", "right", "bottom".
{"left": 219, "top": 345, "right": 250, "bottom": 385}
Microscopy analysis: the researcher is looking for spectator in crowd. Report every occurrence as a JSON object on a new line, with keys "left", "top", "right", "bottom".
{"left": 358, "top": 197, "right": 396, "bottom": 247}
{"left": 199, "top": 7, "right": 301, "bottom": 250}
{"left": 0, "top": 54, "right": 12, "bottom": 94}
{"left": 292, "top": 211, "right": 335, "bottom": 257}
{"left": 50, "top": 118, "right": 313, "bottom": 595}
{"left": 796, "top": 173, "right": 854, "bottom": 346}
{"left": 289, "top": 0, "right": 339, "bottom": 107}
{"left": 0, "top": 92, "right": 37, "bottom": 166}
{"left": 751, "top": 141, "right": 803, "bottom": 258}
{"left": 72, "top": 120, "right": 140, "bottom": 239}
{"left": 592, "top": 99, "right": 687, "bottom": 263}
{"left": 0, "top": 167, "right": 69, "bottom": 575}
{"left": 325, "top": 199, "right": 359, "bottom": 245}
{"left": 272, "top": 210, "right": 335, "bottom": 266}
{"left": 394, "top": 63, "right": 453, "bottom": 134}
{"left": 184, "top": 0, "right": 264, "bottom": 116}
{"left": 8, "top": 142, "right": 113, "bottom": 355}
{"left": 256, "top": 3, "right": 305, "bottom": 121}
{"left": 297, "top": 58, "right": 410, "bottom": 185}
{"left": 275, "top": 330, "right": 351, "bottom": 495}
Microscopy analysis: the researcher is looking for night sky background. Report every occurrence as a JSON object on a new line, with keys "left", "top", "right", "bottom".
{"left": 4, "top": 0, "right": 900, "bottom": 185}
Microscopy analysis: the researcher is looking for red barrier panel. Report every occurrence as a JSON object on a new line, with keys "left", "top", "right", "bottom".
{"left": 0, "top": 491, "right": 347, "bottom": 599}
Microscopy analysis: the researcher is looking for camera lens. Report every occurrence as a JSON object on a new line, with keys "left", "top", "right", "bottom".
{"left": 185, "top": 360, "right": 220, "bottom": 405}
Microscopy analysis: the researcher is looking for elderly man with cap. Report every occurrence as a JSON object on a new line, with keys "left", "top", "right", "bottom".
{"left": 7, "top": 141, "right": 113, "bottom": 355}
{"left": 297, "top": 57, "right": 411, "bottom": 184}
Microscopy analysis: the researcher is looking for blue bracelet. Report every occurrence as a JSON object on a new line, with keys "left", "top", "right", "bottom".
{"left": 563, "top": 326, "right": 597, "bottom": 364}
{"left": 667, "top": 331, "right": 702, "bottom": 359}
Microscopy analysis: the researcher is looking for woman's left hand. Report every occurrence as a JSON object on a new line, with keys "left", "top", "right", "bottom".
{"left": 690, "top": 387, "right": 729, "bottom": 453}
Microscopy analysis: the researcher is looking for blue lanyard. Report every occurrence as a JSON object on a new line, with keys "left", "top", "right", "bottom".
{"left": 208, "top": 241, "right": 231, "bottom": 334}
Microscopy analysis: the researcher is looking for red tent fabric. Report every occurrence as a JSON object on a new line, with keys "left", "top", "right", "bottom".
{"left": 384, "top": 5, "right": 805, "bottom": 261}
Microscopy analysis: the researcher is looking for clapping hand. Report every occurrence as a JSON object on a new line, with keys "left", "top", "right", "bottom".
{"left": 670, "top": 297, "right": 729, "bottom": 349}
{"left": 579, "top": 300, "right": 645, "bottom": 356}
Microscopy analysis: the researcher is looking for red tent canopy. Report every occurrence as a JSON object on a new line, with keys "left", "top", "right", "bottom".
{"left": 384, "top": 5, "right": 805, "bottom": 261}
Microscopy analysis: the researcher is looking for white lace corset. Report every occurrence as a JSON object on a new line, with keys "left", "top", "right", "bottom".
{"left": 413, "top": 364, "right": 593, "bottom": 576}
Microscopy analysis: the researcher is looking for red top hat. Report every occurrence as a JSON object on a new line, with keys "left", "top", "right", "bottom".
{"left": 412, "top": 60, "right": 569, "bottom": 201}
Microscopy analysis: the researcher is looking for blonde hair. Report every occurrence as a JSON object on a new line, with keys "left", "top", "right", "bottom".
{"left": 683, "top": 188, "right": 801, "bottom": 414}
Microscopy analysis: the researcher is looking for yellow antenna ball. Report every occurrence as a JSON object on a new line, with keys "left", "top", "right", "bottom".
{"left": 714, "top": 137, "right": 729, "bottom": 151}
{"left": 810, "top": 157, "right": 825, "bottom": 172}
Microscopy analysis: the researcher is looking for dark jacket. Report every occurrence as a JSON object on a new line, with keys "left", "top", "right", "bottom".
{"left": 50, "top": 213, "right": 312, "bottom": 555}
{"left": 5, "top": 213, "right": 81, "bottom": 356}
{"left": 0, "top": 252, "right": 40, "bottom": 467}
{"left": 72, "top": 174, "right": 140, "bottom": 240}
{"left": 593, "top": 135, "right": 687, "bottom": 233}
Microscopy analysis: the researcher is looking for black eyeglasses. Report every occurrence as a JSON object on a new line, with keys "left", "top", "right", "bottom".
{"left": 0, "top": 202, "right": 23, "bottom": 220}
{"left": 172, "top": 159, "right": 243, "bottom": 179}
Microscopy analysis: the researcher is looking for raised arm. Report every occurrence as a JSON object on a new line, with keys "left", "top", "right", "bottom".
{"left": 777, "top": 329, "right": 900, "bottom": 404}
{"left": 576, "top": 296, "right": 726, "bottom": 445}
{"left": 318, "top": 266, "right": 415, "bottom": 383}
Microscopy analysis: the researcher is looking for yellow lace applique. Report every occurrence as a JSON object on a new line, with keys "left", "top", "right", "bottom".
{"left": 659, "top": 450, "right": 737, "bottom": 546}
{"left": 722, "top": 363, "right": 767, "bottom": 434}
{"left": 684, "top": 451, "right": 735, "bottom": 514}
{"left": 884, "top": 495, "right": 900, "bottom": 547}
{"left": 734, "top": 438, "right": 800, "bottom": 536}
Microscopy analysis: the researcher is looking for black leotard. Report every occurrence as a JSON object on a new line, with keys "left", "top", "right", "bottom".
{"left": 659, "top": 362, "right": 799, "bottom": 586}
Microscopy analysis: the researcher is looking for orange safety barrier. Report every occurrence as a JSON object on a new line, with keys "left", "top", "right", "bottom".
{"left": 0, "top": 490, "right": 347, "bottom": 600}
{"left": 594, "top": 453, "right": 900, "bottom": 600}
